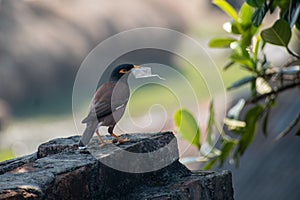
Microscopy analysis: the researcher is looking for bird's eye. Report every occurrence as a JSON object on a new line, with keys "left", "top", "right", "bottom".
{"left": 119, "top": 69, "right": 128, "bottom": 74}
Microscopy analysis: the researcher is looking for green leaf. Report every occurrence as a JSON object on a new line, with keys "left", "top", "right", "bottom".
{"left": 227, "top": 99, "right": 246, "bottom": 119}
{"left": 219, "top": 140, "right": 236, "bottom": 167}
{"left": 208, "top": 37, "right": 237, "bottom": 48}
{"left": 202, "top": 157, "right": 218, "bottom": 170}
{"left": 227, "top": 76, "right": 256, "bottom": 90}
{"left": 206, "top": 100, "right": 214, "bottom": 145}
{"left": 250, "top": 77, "right": 257, "bottom": 97}
{"left": 237, "top": 105, "right": 264, "bottom": 155}
{"left": 241, "top": 31, "right": 253, "bottom": 47}
{"left": 246, "top": 0, "right": 264, "bottom": 7}
{"left": 213, "top": 0, "right": 239, "bottom": 21}
{"left": 251, "top": 2, "right": 268, "bottom": 27}
{"left": 275, "top": 0, "right": 290, "bottom": 10}
{"left": 240, "top": 3, "right": 254, "bottom": 26}
{"left": 253, "top": 35, "right": 262, "bottom": 61}
{"left": 261, "top": 19, "right": 291, "bottom": 46}
{"left": 174, "top": 109, "right": 201, "bottom": 149}
{"left": 230, "top": 42, "right": 254, "bottom": 68}
{"left": 223, "top": 21, "right": 242, "bottom": 34}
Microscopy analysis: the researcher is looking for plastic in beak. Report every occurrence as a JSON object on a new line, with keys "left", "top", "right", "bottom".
{"left": 132, "top": 67, "right": 165, "bottom": 80}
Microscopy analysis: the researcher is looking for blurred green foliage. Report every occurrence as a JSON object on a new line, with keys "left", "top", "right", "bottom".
{"left": 0, "top": 148, "right": 15, "bottom": 162}
{"left": 175, "top": 0, "right": 300, "bottom": 169}
{"left": 174, "top": 109, "right": 201, "bottom": 150}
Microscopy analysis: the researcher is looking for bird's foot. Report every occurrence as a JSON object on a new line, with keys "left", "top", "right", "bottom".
{"left": 111, "top": 133, "right": 130, "bottom": 145}
{"left": 99, "top": 140, "right": 113, "bottom": 147}
{"left": 115, "top": 137, "right": 130, "bottom": 145}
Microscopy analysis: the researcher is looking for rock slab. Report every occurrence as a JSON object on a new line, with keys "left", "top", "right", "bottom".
{"left": 0, "top": 132, "right": 234, "bottom": 199}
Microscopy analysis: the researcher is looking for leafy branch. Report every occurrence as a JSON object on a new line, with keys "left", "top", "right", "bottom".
{"left": 174, "top": 0, "right": 300, "bottom": 169}
{"left": 247, "top": 80, "right": 300, "bottom": 104}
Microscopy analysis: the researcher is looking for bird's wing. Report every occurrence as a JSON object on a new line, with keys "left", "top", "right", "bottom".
{"left": 94, "top": 101, "right": 113, "bottom": 118}
{"left": 82, "top": 82, "right": 129, "bottom": 123}
{"left": 81, "top": 101, "right": 112, "bottom": 123}
{"left": 93, "top": 98, "right": 129, "bottom": 119}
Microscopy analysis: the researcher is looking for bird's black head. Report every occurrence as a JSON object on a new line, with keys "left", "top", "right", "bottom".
{"left": 110, "top": 64, "right": 139, "bottom": 81}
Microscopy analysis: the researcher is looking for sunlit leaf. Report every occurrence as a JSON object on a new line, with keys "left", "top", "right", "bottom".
{"left": 240, "top": 3, "right": 254, "bottom": 26}
{"left": 261, "top": 19, "right": 291, "bottom": 46}
{"left": 174, "top": 109, "right": 201, "bottom": 149}
{"left": 227, "top": 76, "right": 256, "bottom": 90}
{"left": 256, "top": 77, "right": 272, "bottom": 94}
{"left": 253, "top": 35, "right": 262, "bottom": 60}
{"left": 227, "top": 99, "right": 246, "bottom": 119}
{"left": 208, "top": 37, "right": 237, "bottom": 48}
{"left": 213, "top": 0, "right": 239, "bottom": 21}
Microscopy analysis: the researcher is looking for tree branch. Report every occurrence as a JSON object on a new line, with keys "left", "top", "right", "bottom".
{"left": 275, "top": 113, "right": 300, "bottom": 140}
{"left": 286, "top": 47, "right": 300, "bottom": 59}
{"left": 246, "top": 80, "right": 300, "bottom": 104}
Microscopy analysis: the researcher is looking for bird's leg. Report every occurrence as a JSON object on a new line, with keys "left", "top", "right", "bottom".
{"left": 111, "top": 133, "right": 130, "bottom": 145}
{"left": 96, "top": 130, "right": 112, "bottom": 147}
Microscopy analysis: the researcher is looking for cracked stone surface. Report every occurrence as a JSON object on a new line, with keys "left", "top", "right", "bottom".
{"left": 0, "top": 132, "right": 233, "bottom": 199}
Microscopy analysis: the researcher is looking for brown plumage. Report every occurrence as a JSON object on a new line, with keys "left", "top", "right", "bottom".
{"left": 79, "top": 64, "right": 138, "bottom": 147}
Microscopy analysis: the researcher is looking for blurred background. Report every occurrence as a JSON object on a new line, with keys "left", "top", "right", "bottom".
{"left": 0, "top": 0, "right": 299, "bottom": 199}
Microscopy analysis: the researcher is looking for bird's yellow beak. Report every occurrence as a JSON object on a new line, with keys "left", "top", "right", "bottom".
{"left": 119, "top": 65, "right": 140, "bottom": 74}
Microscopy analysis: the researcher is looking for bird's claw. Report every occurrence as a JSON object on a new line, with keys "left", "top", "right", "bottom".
{"left": 99, "top": 140, "right": 113, "bottom": 147}
{"left": 115, "top": 138, "right": 130, "bottom": 145}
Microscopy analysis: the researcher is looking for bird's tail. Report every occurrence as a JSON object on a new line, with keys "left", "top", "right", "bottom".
{"left": 79, "top": 120, "right": 99, "bottom": 147}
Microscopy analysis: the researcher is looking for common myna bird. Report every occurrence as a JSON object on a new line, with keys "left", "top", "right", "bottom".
{"left": 79, "top": 64, "right": 139, "bottom": 147}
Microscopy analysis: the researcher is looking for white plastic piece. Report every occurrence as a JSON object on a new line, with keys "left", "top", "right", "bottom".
{"left": 132, "top": 67, "right": 165, "bottom": 80}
